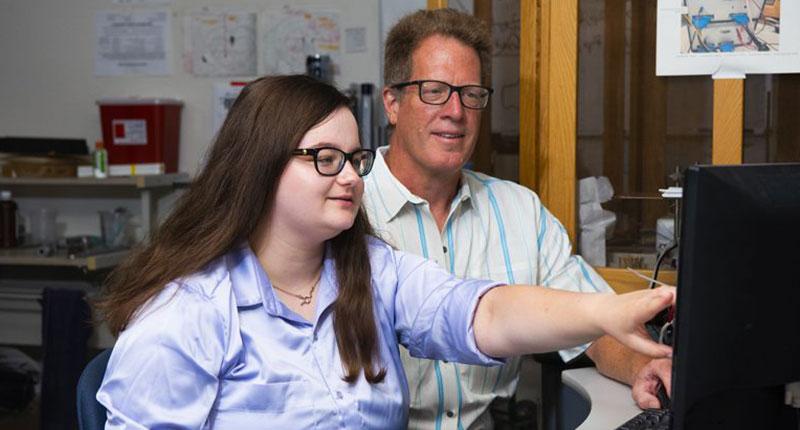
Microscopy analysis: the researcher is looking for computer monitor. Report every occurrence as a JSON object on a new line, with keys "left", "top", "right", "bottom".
{"left": 671, "top": 163, "right": 800, "bottom": 429}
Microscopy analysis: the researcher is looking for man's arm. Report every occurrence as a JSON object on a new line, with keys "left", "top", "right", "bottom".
{"left": 586, "top": 335, "right": 673, "bottom": 409}
{"left": 527, "top": 192, "right": 673, "bottom": 407}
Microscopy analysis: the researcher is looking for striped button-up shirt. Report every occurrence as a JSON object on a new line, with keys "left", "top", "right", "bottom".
{"left": 363, "top": 147, "right": 612, "bottom": 430}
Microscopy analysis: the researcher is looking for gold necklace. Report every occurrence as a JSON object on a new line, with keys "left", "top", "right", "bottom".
{"left": 272, "top": 273, "right": 320, "bottom": 306}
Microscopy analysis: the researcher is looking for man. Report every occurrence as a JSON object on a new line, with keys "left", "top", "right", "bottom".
{"left": 362, "top": 8, "right": 672, "bottom": 429}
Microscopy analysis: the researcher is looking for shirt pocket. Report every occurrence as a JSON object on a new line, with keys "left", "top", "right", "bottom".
{"left": 470, "top": 262, "right": 533, "bottom": 286}
{"left": 217, "top": 379, "right": 312, "bottom": 413}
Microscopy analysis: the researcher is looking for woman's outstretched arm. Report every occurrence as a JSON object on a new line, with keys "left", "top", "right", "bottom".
{"left": 473, "top": 285, "right": 674, "bottom": 359}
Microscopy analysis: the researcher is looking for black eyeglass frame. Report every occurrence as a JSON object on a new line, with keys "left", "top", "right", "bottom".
{"left": 390, "top": 79, "right": 494, "bottom": 110}
{"left": 291, "top": 147, "right": 376, "bottom": 177}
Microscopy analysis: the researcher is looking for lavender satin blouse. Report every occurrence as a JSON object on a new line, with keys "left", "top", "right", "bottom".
{"left": 97, "top": 237, "right": 503, "bottom": 429}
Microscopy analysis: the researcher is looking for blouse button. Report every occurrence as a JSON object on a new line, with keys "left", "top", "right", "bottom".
{"left": 336, "top": 390, "right": 344, "bottom": 399}
{"left": 446, "top": 410, "right": 455, "bottom": 418}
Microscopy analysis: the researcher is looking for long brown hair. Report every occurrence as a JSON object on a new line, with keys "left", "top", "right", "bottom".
{"left": 96, "top": 75, "right": 386, "bottom": 383}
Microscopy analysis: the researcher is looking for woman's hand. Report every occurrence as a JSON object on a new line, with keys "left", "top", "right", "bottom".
{"left": 474, "top": 285, "right": 676, "bottom": 358}
{"left": 593, "top": 287, "right": 675, "bottom": 358}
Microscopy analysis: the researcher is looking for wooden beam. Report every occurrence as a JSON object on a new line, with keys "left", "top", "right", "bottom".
{"left": 539, "top": 0, "right": 578, "bottom": 242}
{"left": 625, "top": 1, "right": 645, "bottom": 240}
{"left": 519, "top": 1, "right": 580, "bottom": 241}
{"left": 641, "top": 2, "right": 668, "bottom": 232}
{"left": 712, "top": 79, "right": 744, "bottom": 164}
{"left": 603, "top": 0, "right": 626, "bottom": 194}
{"left": 630, "top": 1, "right": 667, "bottom": 233}
{"left": 472, "top": 0, "right": 493, "bottom": 174}
{"left": 775, "top": 74, "right": 800, "bottom": 162}
{"left": 427, "top": 0, "right": 448, "bottom": 9}
{"left": 519, "top": 0, "right": 540, "bottom": 191}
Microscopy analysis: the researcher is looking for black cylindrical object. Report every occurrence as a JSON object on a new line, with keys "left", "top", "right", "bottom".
{"left": 306, "top": 54, "right": 331, "bottom": 84}
{"left": 359, "top": 83, "right": 374, "bottom": 149}
{"left": 0, "top": 190, "right": 17, "bottom": 248}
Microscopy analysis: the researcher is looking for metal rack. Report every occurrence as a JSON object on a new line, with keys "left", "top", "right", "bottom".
{"left": 0, "top": 173, "right": 188, "bottom": 271}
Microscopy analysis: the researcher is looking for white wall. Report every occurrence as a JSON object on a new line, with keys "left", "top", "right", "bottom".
{"left": 0, "top": 0, "right": 397, "bottom": 241}
{"left": 0, "top": 0, "right": 383, "bottom": 176}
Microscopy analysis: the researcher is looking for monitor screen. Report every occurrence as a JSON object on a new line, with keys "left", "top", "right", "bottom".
{"left": 672, "top": 163, "right": 800, "bottom": 429}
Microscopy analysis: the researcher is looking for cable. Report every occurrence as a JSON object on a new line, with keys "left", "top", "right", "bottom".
{"left": 626, "top": 268, "right": 674, "bottom": 288}
{"left": 748, "top": 0, "right": 766, "bottom": 35}
{"left": 650, "top": 242, "right": 678, "bottom": 290}
{"left": 736, "top": 26, "right": 747, "bottom": 48}
{"left": 742, "top": 22, "right": 769, "bottom": 51}
{"left": 686, "top": 23, "right": 696, "bottom": 50}
{"left": 659, "top": 321, "right": 674, "bottom": 344}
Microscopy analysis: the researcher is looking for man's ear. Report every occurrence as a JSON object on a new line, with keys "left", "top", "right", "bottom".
{"left": 382, "top": 87, "right": 399, "bottom": 126}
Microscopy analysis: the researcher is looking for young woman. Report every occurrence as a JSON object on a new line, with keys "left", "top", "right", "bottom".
{"left": 95, "top": 75, "right": 673, "bottom": 428}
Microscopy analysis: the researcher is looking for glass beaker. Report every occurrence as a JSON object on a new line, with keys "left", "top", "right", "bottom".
{"left": 30, "top": 208, "right": 58, "bottom": 246}
{"left": 99, "top": 208, "right": 132, "bottom": 248}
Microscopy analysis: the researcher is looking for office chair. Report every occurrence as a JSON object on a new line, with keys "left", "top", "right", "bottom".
{"left": 76, "top": 349, "right": 112, "bottom": 430}
{"left": 532, "top": 352, "right": 594, "bottom": 430}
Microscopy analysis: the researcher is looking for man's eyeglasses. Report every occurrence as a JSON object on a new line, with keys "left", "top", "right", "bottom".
{"left": 292, "top": 147, "right": 376, "bottom": 177}
{"left": 391, "top": 80, "right": 493, "bottom": 110}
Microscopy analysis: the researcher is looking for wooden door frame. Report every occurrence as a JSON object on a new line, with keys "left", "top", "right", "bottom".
{"left": 519, "top": 1, "right": 744, "bottom": 292}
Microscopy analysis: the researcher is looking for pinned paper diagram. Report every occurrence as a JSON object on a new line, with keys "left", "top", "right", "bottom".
{"left": 94, "top": 10, "right": 172, "bottom": 76}
{"left": 657, "top": 0, "right": 800, "bottom": 76}
{"left": 211, "top": 81, "right": 246, "bottom": 137}
{"left": 260, "top": 6, "right": 341, "bottom": 75}
{"left": 682, "top": 0, "right": 778, "bottom": 53}
{"left": 184, "top": 11, "right": 257, "bottom": 77}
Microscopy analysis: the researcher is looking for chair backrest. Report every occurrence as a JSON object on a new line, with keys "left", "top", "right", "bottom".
{"left": 76, "top": 349, "right": 112, "bottom": 430}
{"left": 533, "top": 352, "right": 595, "bottom": 430}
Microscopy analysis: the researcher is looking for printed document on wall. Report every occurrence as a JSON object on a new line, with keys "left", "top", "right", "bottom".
{"left": 212, "top": 81, "right": 246, "bottom": 137}
{"left": 260, "top": 6, "right": 341, "bottom": 75}
{"left": 184, "top": 10, "right": 257, "bottom": 77}
{"left": 657, "top": 0, "right": 800, "bottom": 76}
{"left": 95, "top": 10, "right": 172, "bottom": 76}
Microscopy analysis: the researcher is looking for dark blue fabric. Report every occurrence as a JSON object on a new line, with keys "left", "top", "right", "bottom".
{"left": 77, "top": 349, "right": 111, "bottom": 430}
{"left": 40, "top": 288, "right": 92, "bottom": 430}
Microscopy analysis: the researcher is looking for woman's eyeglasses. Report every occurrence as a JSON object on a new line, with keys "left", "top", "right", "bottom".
{"left": 292, "top": 147, "right": 376, "bottom": 177}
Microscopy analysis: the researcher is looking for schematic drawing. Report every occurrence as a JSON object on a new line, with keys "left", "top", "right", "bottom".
{"left": 682, "top": 0, "right": 780, "bottom": 53}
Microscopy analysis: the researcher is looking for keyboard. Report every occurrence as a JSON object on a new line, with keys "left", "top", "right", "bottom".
{"left": 615, "top": 408, "right": 672, "bottom": 430}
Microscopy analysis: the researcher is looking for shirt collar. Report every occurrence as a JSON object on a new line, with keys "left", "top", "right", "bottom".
{"left": 368, "top": 146, "right": 424, "bottom": 223}
{"left": 228, "top": 243, "right": 338, "bottom": 325}
{"left": 368, "top": 146, "right": 473, "bottom": 223}
{"left": 228, "top": 244, "right": 266, "bottom": 308}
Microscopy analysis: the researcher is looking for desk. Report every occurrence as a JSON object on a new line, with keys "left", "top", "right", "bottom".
{"left": 562, "top": 368, "right": 641, "bottom": 429}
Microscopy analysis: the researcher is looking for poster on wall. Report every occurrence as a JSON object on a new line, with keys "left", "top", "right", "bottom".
{"left": 94, "top": 10, "right": 172, "bottom": 76}
{"left": 183, "top": 10, "right": 257, "bottom": 77}
{"left": 259, "top": 6, "right": 341, "bottom": 75}
{"left": 211, "top": 81, "right": 246, "bottom": 137}
{"left": 656, "top": 0, "right": 800, "bottom": 76}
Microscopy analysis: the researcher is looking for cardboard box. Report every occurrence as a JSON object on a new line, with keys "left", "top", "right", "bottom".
{"left": 109, "top": 163, "right": 166, "bottom": 176}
